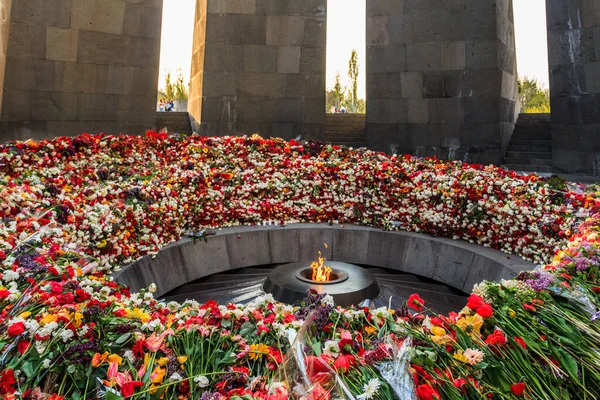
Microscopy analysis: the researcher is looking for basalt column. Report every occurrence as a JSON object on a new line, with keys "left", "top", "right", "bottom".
{"left": 546, "top": 0, "right": 600, "bottom": 175}
{"left": 366, "top": 0, "right": 519, "bottom": 165}
{"left": 191, "top": 0, "right": 326, "bottom": 140}
{"left": 0, "top": 0, "right": 163, "bottom": 142}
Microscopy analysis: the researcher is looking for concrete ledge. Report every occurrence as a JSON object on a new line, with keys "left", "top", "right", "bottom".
{"left": 113, "top": 224, "right": 537, "bottom": 298}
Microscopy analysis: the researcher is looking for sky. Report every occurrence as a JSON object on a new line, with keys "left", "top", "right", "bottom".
{"left": 158, "top": 0, "right": 550, "bottom": 95}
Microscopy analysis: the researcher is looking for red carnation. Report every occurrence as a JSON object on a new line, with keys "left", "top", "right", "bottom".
{"left": 0, "top": 289, "right": 10, "bottom": 300}
{"left": 466, "top": 294, "right": 485, "bottom": 311}
{"left": 476, "top": 303, "right": 493, "bottom": 318}
{"left": 407, "top": 294, "right": 425, "bottom": 311}
{"left": 484, "top": 330, "right": 506, "bottom": 346}
{"left": 511, "top": 382, "right": 526, "bottom": 397}
{"left": 8, "top": 322, "right": 25, "bottom": 337}
{"left": 0, "top": 368, "right": 16, "bottom": 394}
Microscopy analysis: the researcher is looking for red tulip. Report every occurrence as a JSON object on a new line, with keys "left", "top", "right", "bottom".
{"left": 466, "top": 294, "right": 485, "bottom": 311}
{"left": 476, "top": 303, "right": 493, "bottom": 318}
{"left": 121, "top": 381, "right": 143, "bottom": 398}
{"left": 416, "top": 383, "right": 440, "bottom": 400}
{"left": 7, "top": 322, "right": 25, "bottom": 337}
{"left": 513, "top": 336, "right": 527, "bottom": 350}
{"left": 511, "top": 382, "right": 526, "bottom": 397}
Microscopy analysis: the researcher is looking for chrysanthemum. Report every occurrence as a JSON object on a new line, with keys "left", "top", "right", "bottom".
{"left": 357, "top": 378, "right": 381, "bottom": 400}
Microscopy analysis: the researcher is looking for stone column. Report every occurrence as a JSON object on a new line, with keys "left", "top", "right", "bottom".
{"left": 194, "top": 0, "right": 326, "bottom": 140}
{"left": 366, "top": 0, "right": 518, "bottom": 165}
{"left": 546, "top": 0, "right": 600, "bottom": 175}
{"left": 0, "top": 0, "right": 163, "bottom": 142}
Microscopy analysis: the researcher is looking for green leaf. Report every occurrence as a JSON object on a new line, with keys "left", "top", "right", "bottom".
{"left": 312, "top": 341, "right": 322, "bottom": 357}
{"left": 240, "top": 322, "right": 255, "bottom": 337}
{"left": 484, "top": 365, "right": 511, "bottom": 392}
{"left": 115, "top": 333, "right": 131, "bottom": 345}
{"left": 556, "top": 348, "right": 579, "bottom": 380}
{"left": 221, "top": 318, "right": 232, "bottom": 328}
{"left": 106, "top": 391, "right": 124, "bottom": 400}
{"left": 21, "top": 360, "right": 35, "bottom": 378}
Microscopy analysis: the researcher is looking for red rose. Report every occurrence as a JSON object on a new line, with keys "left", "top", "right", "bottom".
{"left": 8, "top": 322, "right": 25, "bottom": 337}
{"left": 511, "top": 382, "right": 526, "bottom": 397}
{"left": 408, "top": 294, "right": 425, "bottom": 311}
{"left": 476, "top": 303, "right": 493, "bottom": 318}
{"left": 466, "top": 294, "right": 485, "bottom": 311}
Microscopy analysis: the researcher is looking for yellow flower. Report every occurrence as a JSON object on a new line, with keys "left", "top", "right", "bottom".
{"left": 453, "top": 351, "right": 468, "bottom": 363}
{"left": 248, "top": 343, "right": 270, "bottom": 360}
{"left": 508, "top": 308, "right": 516, "bottom": 318}
{"left": 177, "top": 356, "right": 188, "bottom": 364}
{"left": 456, "top": 314, "right": 483, "bottom": 338}
{"left": 431, "top": 326, "right": 446, "bottom": 336}
{"left": 40, "top": 314, "right": 58, "bottom": 326}
{"left": 126, "top": 308, "right": 151, "bottom": 323}
{"left": 19, "top": 311, "right": 32, "bottom": 319}
{"left": 96, "top": 240, "right": 107, "bottom": 249}
{"left": 72, "top": 312, "right": 83, "bottom": 328}
{"left": 364, "top": 326, "right": 377, "bottom": 335}
{"left": 151, "top": 366, "right": 166, "bottom": 384}
{"left": 107, "top": 354, "right": 123, "bottom": 365}
{"left": 156, "top": 357, "right": 170, "bottom": 367}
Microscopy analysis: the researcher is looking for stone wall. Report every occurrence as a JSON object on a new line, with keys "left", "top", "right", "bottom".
{"left": 366, "top": 0, "right": 519, "bottom": 165}
{"left": 0, "top": 0, "right": 163, "bottom": 142}
{"left": 546, "top": 0, "right": 600, "bottom": 175}
{"left": 0, "top": 0, "right": 11, "bottom": 115}
{"left": 193, "top": 0, "right": 326, "bottom": 140}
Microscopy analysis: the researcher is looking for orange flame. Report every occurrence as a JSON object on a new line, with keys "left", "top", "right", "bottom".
{"left": 311, "top": 251, "right": 332, "bottom": 282}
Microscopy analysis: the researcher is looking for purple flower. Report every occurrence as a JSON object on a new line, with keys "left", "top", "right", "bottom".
{"left": 575, "top": 257, "right": 591, "bottom": 272}
{"left": 525, "top": 270, "right": 555, "bottom": 291}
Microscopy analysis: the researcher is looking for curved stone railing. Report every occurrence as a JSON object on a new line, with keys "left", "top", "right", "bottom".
{"left": 113, "top": 223, "right": 536, "bottom": 298}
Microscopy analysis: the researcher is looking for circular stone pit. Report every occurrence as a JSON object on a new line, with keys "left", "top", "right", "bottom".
{"left": 263, "top": 261, "right": 380, "bottom": 307}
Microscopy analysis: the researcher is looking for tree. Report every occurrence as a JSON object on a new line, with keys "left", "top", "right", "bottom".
{"left": 348, "top": 50, "right": 359, "bottom": 113}
{"left": 163, "top": 72, "right": 176, "bottom": 101}
{"left": 518, "top": 76, "right": 550, "bottom": 113}
{"left": 174, "top": 68, "right": 189, "bottom": 101}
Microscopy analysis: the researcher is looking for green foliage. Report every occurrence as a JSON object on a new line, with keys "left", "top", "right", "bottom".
{"left": 518, "top": 76, "right": 550, "bottom": 113}
{"left": 160, "top": 69, "right": 188, "bottom": 102}
{"left": 326, "top": 71, "right": 346, "bottom": 112}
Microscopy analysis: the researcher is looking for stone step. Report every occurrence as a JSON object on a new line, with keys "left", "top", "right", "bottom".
{"left": 504, "top": 157, "right": 553, "bottom": 166}
{"left": 503, "top": 164, "right": 554, "bottom": 173}
{"left": 168, "top": 278, "right": 266, "bottom": 297}
{"left": 332, "top": 142, "right": 367, "bottom": 148}
{"left": 511, "top": 134, "right": 552, "bottom": 141}
{"left": 164, "top": 284, "right": 264, "bottom": 304}
{"left": 375, "top": 278, "right": 459, "bottom": 295}
{"left": 506, "top": 151, "right": 552, "bottom": 160}
{"left": 517, "top": 113, "right": 550, "bottom": 121}
{"left": 510, "top": 139, "right": 552, "bottom": 146}
{"left": 507, "top": 143, "right": 553, "bottom": 153}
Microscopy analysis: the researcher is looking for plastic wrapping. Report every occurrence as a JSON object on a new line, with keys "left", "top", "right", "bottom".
{"left": 374, "top": 337, "right": 417, "bottom": 400}
{"left": 279, "top": 312, "right": 356, "bottom": 400}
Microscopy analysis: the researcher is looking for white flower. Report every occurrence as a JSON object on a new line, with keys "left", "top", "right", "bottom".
{"left": 148, "top": 283, "right": 157, "bottom": 293}
{"left": 123, "top": 350, "right": 136, "bottom": 363}
{"left": 166, "top": 301, "right": 180, "bottom": 312}
{"left": 323, "top": 340, "right": 340, "bottom": 357}
{"left": 464, "top": 348, "right": 485, "bottom": 365}
{"left": 42, "top": 359, "right": 52, "bottom": 369}
{"left": 194, "top": 375, "right": 209, "bottom": 388}
{"left": 59, "top": 329, "right": 74, "bottom": 342}
{"left": 357, "top": 378, "right": 381, "bottom": 400}
{"left": 3, "top": 270, "right": 19, "bottom": 282}
{"left": 169, "top": 372, "right": 183, "bottom": 382}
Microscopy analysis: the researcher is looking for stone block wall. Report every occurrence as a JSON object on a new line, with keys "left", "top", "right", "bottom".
{"left": 191, "top": 0, "right": 326, "bottom": 140}
{"left": 0, "top": 0, "right": 163, "bottom": 142}
{"left": 0, "top": 0, "right": 12, "bottom": 115}
{"left": 366, "top": 0, "right": 518, "bottom": 165}
{"left": 546, "top": 0, "right": 600, "bottom": 175}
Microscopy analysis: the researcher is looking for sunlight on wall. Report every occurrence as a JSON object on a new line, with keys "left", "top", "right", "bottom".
{"left": 326, "top": 0, "right": 366, "bottom": 98}
{"left": 158, "top": 0, "right": 196, "bottom": 91}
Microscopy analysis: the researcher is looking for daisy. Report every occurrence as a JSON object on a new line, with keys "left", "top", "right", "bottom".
{"left": 357, "top": 378, "right": 381, "bottom": 400}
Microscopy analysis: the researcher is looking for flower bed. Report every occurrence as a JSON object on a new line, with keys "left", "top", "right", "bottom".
{"left": 0, "top": 133, "right": 599, "bottom": 399}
